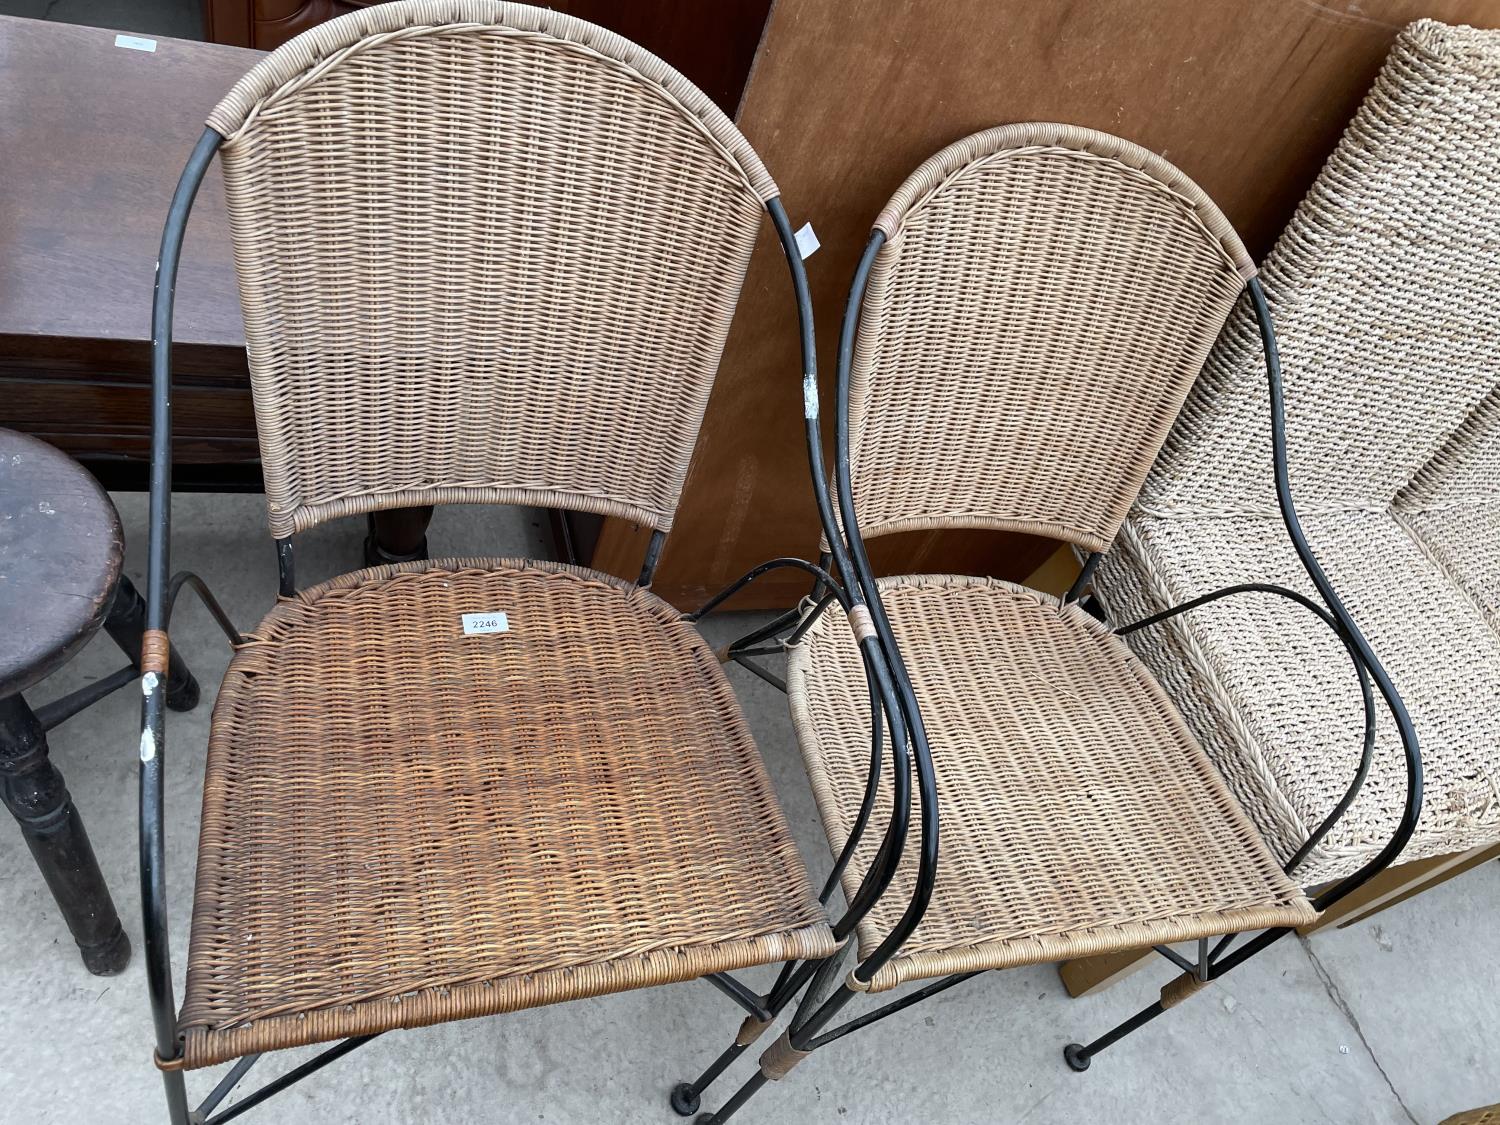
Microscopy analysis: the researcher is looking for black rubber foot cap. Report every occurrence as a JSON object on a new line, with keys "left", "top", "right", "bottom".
{"left": 695, "top": 1117, "right": 715, "bottom": 1125}
{"left": 80, "top": 927, "right": 131, "bottom": 976}
{"left": 669, "top": 1083, "right": 701, "bottom": 1117}
{"left": 1063, "top": 1043, "right": 1091, "bottom": 1072}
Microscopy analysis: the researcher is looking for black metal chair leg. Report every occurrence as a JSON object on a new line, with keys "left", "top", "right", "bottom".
{"left": 671, "top": 1041, "right": 752, "bottom": 1117}
{"left": 105, "top": 574, "right": 199, "bottom": 712}
{"left": 1064, "top": 999, "right": 1167, "bottom": 1071}
{"left": 161, "top": 1067, "right": 191, "bottom": 1125}
{"left": 696, "top": 1068, "right": 775, "bottom": 1125}
{"left": 0, "top": 694, "right": 130, "bottom": 975}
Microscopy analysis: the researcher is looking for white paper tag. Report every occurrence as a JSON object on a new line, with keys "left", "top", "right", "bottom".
{"left": 461, "top": 612, "right": 510, "bottom": 635}
{"left": 803, "top": 372, "right": 819, "bottom": 419}
{"left": 115, "top": 34, "right": 158, "bottom": 52}
{"left": 794, "top": 222, "right": 821, "bottom": 260}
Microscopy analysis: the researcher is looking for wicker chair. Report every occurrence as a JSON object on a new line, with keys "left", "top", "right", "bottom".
{"left": 672, "top": 123, "right": 1419, "bottom": 1125}
{"left": 138, "top": 3, "right": 889, "bottom": 1120}
{"left": 1100, "top": 20, "right": 1500, "bottom": 893}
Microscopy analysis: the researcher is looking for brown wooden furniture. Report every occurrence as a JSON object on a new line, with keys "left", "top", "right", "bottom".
{"left": 199, "top": 0, "right": 771, "bottom": 115}
{"left": 0, "top": 15, "right": 429, "bottom": 559}
{"left": 0, "top": 16, "right": 258, "bottom": 482}
{"left": 0, "top": 428, "right": 199, "bottom": 976}
{"left": 593, "top": 0, "right": 1500, "bottom": 609}
{"left": 202, "top": 0, "right": 380, "bottom": 51}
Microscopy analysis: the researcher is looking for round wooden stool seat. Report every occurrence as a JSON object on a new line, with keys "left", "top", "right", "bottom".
{"left": 0, "top": 428, "right": 124, "bottom": 698}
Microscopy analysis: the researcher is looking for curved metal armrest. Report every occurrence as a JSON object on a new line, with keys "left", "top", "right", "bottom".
{"left": 768, "top": 210, "right": 931, "bottom": 971}
{"left": 140, "top": 127, "right": 223, "bottom": 1072}
{"left": 1117, "top": 581, "right": 1375, "bottom": 878}
{"left": 1246, "top": 278, "right": 1422, "bottom": 912}
{"left": 825, "top": 229, "right": 940, "bottom": 980}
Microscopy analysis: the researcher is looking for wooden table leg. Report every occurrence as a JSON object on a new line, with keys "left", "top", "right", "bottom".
{"left": 365, "top": 506, "right": 435, "bottom": 566}
{"left": 0, "top": 694, "right": 129, "bottom": 975}
{"left": 1058, "top": 945, "right": 1155, "bottom": 998}
{"left": 103, "top": 574, "right": 199, "bottom": 711}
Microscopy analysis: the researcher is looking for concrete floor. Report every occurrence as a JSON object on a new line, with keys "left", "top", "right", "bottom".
{"left": 3, "top": 491, "right": 1496, "bottom": 1125}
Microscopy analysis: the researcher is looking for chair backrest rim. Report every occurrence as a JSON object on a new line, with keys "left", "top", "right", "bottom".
{"left": 873, "top": 122, "right": 1255, "bottom": 281}
{"left": 206, "top": 0, "right": 778, "bottom": 202}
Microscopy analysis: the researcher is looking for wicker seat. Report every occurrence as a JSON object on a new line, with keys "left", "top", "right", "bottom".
{"left": 179, "top": 558, "right": 834, "bottom": 1067}
{"left": 1104, "top": 511, "right": 1500, "bottom": 882}
{"left": 1402, "top": 503, "right": 1500, "bottom": 630}
{"left": 775, "top": 124, "right": 1315, "bottom": 996}
{"left": 788, "top": 574, "right": 1314, "bottom": 993}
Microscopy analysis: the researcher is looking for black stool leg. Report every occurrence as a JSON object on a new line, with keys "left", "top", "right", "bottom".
{"left": 104, "top": 575, "right": 199, "bottom": 712}
{"left": 364, "top": 506, "right": 434, "bottom": 566}
{"left": 0, "top": 694, "right": 130, "bottom": 975}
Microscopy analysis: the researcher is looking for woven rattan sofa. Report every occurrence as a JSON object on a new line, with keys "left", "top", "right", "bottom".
{"left": 1096, "top": 19, "right": 1500, "bottom": 895}
{"left": 1399, "top": 386, "right": 1500, "bottom": 632}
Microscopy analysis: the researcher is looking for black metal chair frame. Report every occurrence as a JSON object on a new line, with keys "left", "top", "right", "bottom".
{"left": 141, "top": 126, "right": 926, "bottom": 1125}
{"left": 664, "top": 231, "right": 1424, "bottom": 1124}
{"left": 145, "top": 129, "right": 1421, "bottom": 1125}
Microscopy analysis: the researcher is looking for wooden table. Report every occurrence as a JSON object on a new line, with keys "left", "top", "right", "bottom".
{"left": 0, "top": 15, "right": 257, "bottom": 478}
{"left": 0, "top": 14, "right": 428, "bottom": 558}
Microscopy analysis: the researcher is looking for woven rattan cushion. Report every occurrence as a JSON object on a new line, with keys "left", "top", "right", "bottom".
{"left": 1397, "top": 387, "right": 1500, "bottom": 629}
{"left": 178, "top": 559, "right": 834, "bottom": 1067}
{"left": 786, "top": 574, "right": 1314, "bottom": 994}
{"left": 1100, "top": 513, "right": 1500, "bottom": 886}
{"left": 1400, "top": 505, "right": 1500, "bottom": 631}
{"left": 1141, "top": 21, "right": 1500, "bottom": 518}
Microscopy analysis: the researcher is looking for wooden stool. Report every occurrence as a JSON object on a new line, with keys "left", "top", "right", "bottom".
{"left": 0, "top": 429, "right": 199, "bottom": 975}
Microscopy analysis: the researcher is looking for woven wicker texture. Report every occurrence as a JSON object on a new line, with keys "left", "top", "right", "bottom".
{"left": 1103, "top": 21, "right": 1500, "bottom": 885}
{"left": 1141, "top": 21, "right": 1500, "bottom": 518}
{"left": 1398, "top": 387, "right": 1500, "bottom": 627}
{"left": 178, "top": 558, "right": 834, "bottom": 1067}
{"left": 786, "top": 575, "right": 1314, "bottom": 993}
{"left": 1399, "top": 505, "right": 1500, "bottom": 631}
{"left": 845, "top": 123, "right": 1253, "bottom": 553}
{"left": 1098, "top": 513, "right": 1500, "bottom": 885}
{"left": 208, "top": 0, "right": 774, "bottom": 538}
{"left": 1400, "top": 386, "right": 1500, "bottom": 511}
